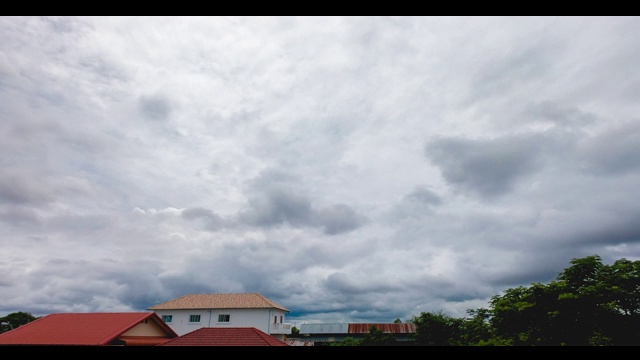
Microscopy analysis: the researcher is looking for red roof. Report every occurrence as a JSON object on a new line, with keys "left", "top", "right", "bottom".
{"left": 0, "top": 312, "right": 178, "bottom": 346}
{"left": 161, "top": 327, "right": 288, "bottom": 346}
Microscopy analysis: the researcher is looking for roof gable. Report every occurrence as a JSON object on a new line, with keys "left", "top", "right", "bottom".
{"left": 147, "top": 293, "right": 289, "bottom": 312}
{"left": 161, "top": 327, "right": 288, "bottom": 346}
{"left": 0, "top": 312, "right": 177, "bottom": 345}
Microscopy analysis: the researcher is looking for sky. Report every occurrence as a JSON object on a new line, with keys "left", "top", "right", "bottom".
{"left": 1, "top": 16, "right": 640, "bottom": 326}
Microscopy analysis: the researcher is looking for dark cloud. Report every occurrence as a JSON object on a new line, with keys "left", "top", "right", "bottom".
{"left": 0, "top": 173, "right": 55, "bottom": 205}
{"left": 0, "top": 207, "right": 42, "bottom": 227}
{"left": 138, "top": 95, "right": 171, "bottom": 121}
{"left": 404, "top": 186, "right": 442, "bottom": 205}
{"left": 578, "top": 122, "right": 640, "bottom": 175}
{"left": 425, "top": 134, "right": 545, "bottom": 198}
{"left": 565, "top": 209, "right": 640, "bottom": 248}
{"left": 181, "top": 207, "right": 226, "bottom": 231}
{"left": 315, "top": 204, "right": 367, "bottom": 235}
{"left": 237, "top": 168, "right": 366, "bottom": 235}
{"left": 523, "top": 101, "right": 597, "bottom": 129}
{"left": 238, "top": 189, "right": 313, "bottom": 227}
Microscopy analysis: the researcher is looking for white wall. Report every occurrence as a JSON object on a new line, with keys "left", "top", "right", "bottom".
{"left": 152, "top": 308, "right": 287, "bottom": 337}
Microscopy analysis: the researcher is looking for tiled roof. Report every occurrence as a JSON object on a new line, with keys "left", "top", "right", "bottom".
{"left": 161, "top": 327, "right": 288, "bottom": 346}
{"left": 0, "top": 312, "right": 177, "bottom": 346}
{"left": 147, "top": 293, "right": 289, "bottom": 312}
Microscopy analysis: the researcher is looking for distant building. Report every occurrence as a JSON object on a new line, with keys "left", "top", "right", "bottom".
{"left": 297, "top": 322, "right": 416, "bottom": 345}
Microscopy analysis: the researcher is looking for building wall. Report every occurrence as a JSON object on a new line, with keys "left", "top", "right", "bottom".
{"left": 152, "top": 308, "right": 287, "bottom": 337}
{"left": 122, "top": 319, "right": 170, "bottom": 336}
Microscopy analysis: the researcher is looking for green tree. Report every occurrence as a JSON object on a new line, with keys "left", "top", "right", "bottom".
{"left": 329, "top": 336, "right": 362, "bottom": 346}
{"left": 487, "top": 255, "right": 640, "bottom": 345}
{"left": 359, "top": 325, "right": 400, "bottom": 346}
{"left": 290, "top": 326, "right": 300, "bottom": 337}
{"left": 0, "top": 312, "right": 38, "bottom": 333}
{"left": 410, "top": 311, "right": 463, "bottom": 346}
{"left": 460, "top": 308, "right": 507, "bottom": 346}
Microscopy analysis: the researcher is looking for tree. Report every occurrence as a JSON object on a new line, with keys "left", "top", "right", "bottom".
{"left": 359, "top": 325, "right": 400, "bottom": 346}
{"left": 329, "top": 337, "right": 362, "bottom": 346}
{"left": 487, "top": 255, "right": 640, "bottom": 345}
{"left": 0, "top": 312, "right": 38, "bottom": 333}
{"left": 290, "top": 326, "right": 300, "bottom": 337}
{"left": 410, "top": 311, "right": 463, "bottom": 346}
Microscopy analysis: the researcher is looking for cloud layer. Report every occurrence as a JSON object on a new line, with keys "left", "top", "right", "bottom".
{"left": 2, "top": 16, "right": 640, "bottom": 324}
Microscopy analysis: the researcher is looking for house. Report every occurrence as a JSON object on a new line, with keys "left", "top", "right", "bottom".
{"left": 147, "top": 293, "right": 291, "bottom": 341}
{"left": 161, "top": 327, "right": 288, "bottom": 346}
{"left": 296, "top": 322, "right": 417, "bottom": 345}
{"left": 0, "top": 312, "right": 178, "bottom": 346}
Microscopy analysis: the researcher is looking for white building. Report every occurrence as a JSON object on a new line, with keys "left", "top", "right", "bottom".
{"left": 147, "top": 293, "right": 291, "bottom": 341}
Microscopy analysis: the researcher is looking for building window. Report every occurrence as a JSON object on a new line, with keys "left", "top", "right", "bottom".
{"left": 280, "top": 316, "right": 283, "bottom": 323}
{"left": 189, "top": 315, "right": 201, "bottom": 323}
{"left": 218, "top": 314, "right": 230, "bottom": 322}
{"left": 161, "top": 315, "right": 173, "bottom": 323}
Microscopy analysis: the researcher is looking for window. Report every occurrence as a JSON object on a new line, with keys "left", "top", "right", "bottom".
{"left": 189, "top": 315, "right": 201, "bottom": 323}
{"left": 280, "top": 315, "right": 283, "bottom": 323}
{"left": 161, "top": 315, "right": 172, "bottom": 323}
{"left": 218, "top": 314, "right": 230, "bottom": 322}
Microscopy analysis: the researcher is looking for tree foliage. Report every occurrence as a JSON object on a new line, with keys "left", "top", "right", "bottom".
{"left": 329, "top": 336, "right": 362, "bottom": 346}
{"left": 0, "top": 312, "right": 38, "bottom": 333}
{"left": 359, "top": 325, "right": 401, "bottom": 346}
{"left": 486, "top": 255, "right": 640, "bottom": 345}
{"left": 408, "top": 255, "right": 640, "bottom": 346}
{"left": 410, "top": 311, "right": 463, "bottom": 345}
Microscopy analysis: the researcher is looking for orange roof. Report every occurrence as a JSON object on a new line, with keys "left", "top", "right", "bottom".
{"left": 0, "top": 312, "right": 178, "bottom": 346}
{"left": 147, "top": 293, "right": 289, "bottom": 312}
{"left": 161, "top": 327, "right": 288, "bottom": 346}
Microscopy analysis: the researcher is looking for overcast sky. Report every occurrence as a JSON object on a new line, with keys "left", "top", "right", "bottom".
{"left": 2, "top": 16, "right": 640, "bottom": 326}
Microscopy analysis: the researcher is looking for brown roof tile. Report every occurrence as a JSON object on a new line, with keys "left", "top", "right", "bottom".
{"left": 147, "top": 293, "right": 289, "bottom": 312}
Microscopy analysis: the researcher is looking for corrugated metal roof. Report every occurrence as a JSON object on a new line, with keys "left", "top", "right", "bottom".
{"left": 0, "top": 312, "right": 178, "bottom": 345}
{"left": 161, "top": 327, "right": 288, "bottom": 346}
{"left": 299, "top": 323, "right": 350, "bottom": 334}
{"left": 348, "top": 323, "right": 416, "bottom": 334}
{"left": 299, "top": 322, "right": 416, "bottom": 335}
{"left": 147, "top": 293, "right": 289, "bottom": 312}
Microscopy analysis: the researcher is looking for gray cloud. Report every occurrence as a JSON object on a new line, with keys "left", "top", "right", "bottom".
{"left": 314, "top": 204, "right": 368, "bottom": 235}
{"left": 404, "top": 186, "right": 442, "bottom": 206}
{"left": 0, "top": 173, "right": 55, "bottom": 205}
{"left": 236, "top": 168, "right": 366, "bottom": 235}
{"left": 239, "top": 188, "right": 313, "bottom": 227}
{"left": 138, "top": 95, "right": 171, "bottom": 121}
{"left": 2, "top": 16, "right": 640, "bottom": 325}
{"left": 578, "top": 121, "right": 640, "bottom": 175}
{"left": 425, "top": 134, "right": 546, "bottom": 198}
{"left": 523, "top": 101, "right": 597, "bottom": 129}
{"left": 181, "top": 207, "right": 226, "bottom": 231}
